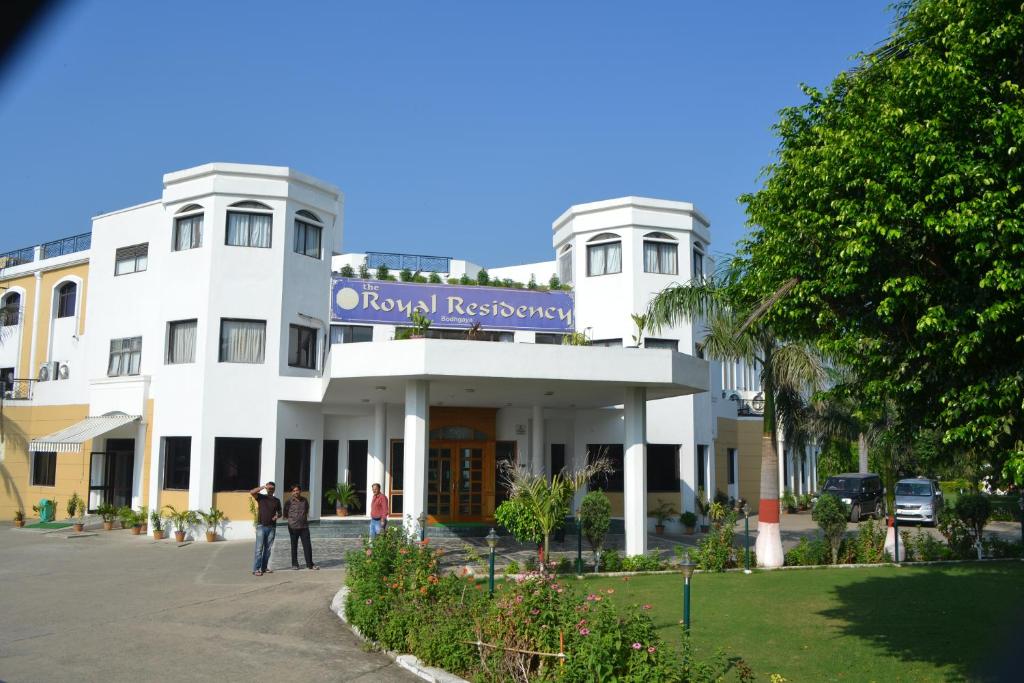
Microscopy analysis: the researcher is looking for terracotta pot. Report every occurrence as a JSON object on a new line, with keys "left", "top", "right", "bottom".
{"left": 153, "top": 530, "right": 165, "bottom": 540}
{"left": 337, "top": 506, "right": 349, "bottom": 517}
{"left": 103, "top": 521, "right": 113, "bottom": 531}
{"left": 684, "top": 525, "right": 695, "bottom": 535}
{"left": 131, "top": 526, "right": 142, "bottom": 535}
{"left": 73, "top": 523, "right": 84, "bottom": 532}
{"left": 141, "top": 524, "right": 148, "bottom": 533}
{"left": 14, "top": 520, "right": 24, "bottom": 528}
{"left": 174, "top": 531, "right": 186, "bottom": 542}
{"left": 655, "top": 524, "right": 666, "bottom": 535}
{"left": 205, "top": 531, "right": 216, "bottom": 542}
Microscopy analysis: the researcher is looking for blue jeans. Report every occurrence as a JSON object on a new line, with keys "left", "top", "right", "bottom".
{"left": 253, "top": 524, "right": 276, "bottom": 572}
{"left": 369, "top": 518, "right": 384, "bottom": 541}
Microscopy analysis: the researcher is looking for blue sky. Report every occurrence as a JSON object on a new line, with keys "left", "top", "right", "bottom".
{"left": 0, "top": 1, "right": 895, "bottom": 267}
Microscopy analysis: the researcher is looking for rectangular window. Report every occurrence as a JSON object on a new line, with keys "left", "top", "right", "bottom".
{"left": 587, "top": 444, "right": 624, "bottom": 492}
{"left": 284, "top": 439, "right": 312, "bottom": 491}
{"left": 56, "top": 284, "right": 76, "bottom": 318}
{"left": 293, "top": 220, "right": 322, "bottom": 259}
{"left": 587, "top": 242, "right": 622, "bottom": 276}
{"left": 647, "top": 444, "right": 678, "bottom": 492}
{"left": 535, "top": 333, "right": 567, "bottom": 345}
{"left": 697, "top": 444, "right": 708, "bottom": 493}
{"left": 495, "top": 441, "right": 516, "bottom": 507}
{"left": 288, "top": 324, "right": 318, "bottom": 369}
{"left": 550, "top": 443, "right": 566, "bottom": 480}
{"left": 389, "top": 441, "right": 404, "bottom": 514}
{"left": 213, "top": 437, "right": 261, "bottom": 491}
{"left": 163, "top": 437, "right": 191, "bottom": 490}
{"left": 226, "top": 211, "right": 272, "bottom": 248}
{"left": 31, "top": 451, "right": 56, "bottom": 486}
{"left": 644, "top": 338, "right": 678, "bottom": 350}
{"left": 558, "top": 251, "right": 573, "bottom": 284}
{"left": 219, "top": 319, "right": 266, "bottom": 363}
{"left": 174, "top": 214, "right": 203, "bottom": 250}
{"left": 330, "top": 324, "right": 374, "bottom": 344}
{"left": 591, "top": 338, "right": 623, "bottom": 348}
{"left": 693, "top": 248, "right": 704, "bottom": 279}
{"left": 728, "top": 448, "right": 737, "bottom": 486}
{"left": 166, "top": 319, "right": 197, "bottom": 364}
{"left": 107, "top": 337, "right": 142, "bottom": 377}
{"left": 114, "top": 243, "right": 148, "bottom": 276}
{"left": 643, "top": 241, "right": 678, "bottom": 275}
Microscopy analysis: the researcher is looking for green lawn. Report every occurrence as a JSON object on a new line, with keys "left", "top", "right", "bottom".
{"left": 583, "top": 562, "right": 1024, "bottom": 682}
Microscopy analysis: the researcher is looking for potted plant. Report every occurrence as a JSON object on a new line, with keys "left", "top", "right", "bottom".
{"left": 324, "top": 482, "right": 360, "bottom": 516}
{"left": 13, "top": 510, "right": 25, "bottom": 528}
{"left": 128, "top": 510, "right": 144, "bottom": 535}
{"left": 164, "top": 505, "right": 198, "bottom": 542}
{"left": 680, "top": 510, "right": 698, "bottom": 534}
{"left": 150, "top": 509, "right": 165, "bottom": 540}
{"left": 96, "top": 502, "right": 117, "bottom": 530}
{"left": 117, "top": 505, "right": 136, "bottom": 530}
{"left": 199, "top": 507, "right": 225, "bottom": 542}
{"left": 696, "top": 488, "right": 710, "bottom": 533}
{"left": 408, "top": 310, "right": 432, "bottom": 339}
{"left": 782, "top": 489, "right": 798, "bottom": 514}
{"left": 649, "top": 500, "right": 677, "bottom": 535}
{"left": 629, "top": 313, "right": 648, "bottom": 347}
{"left": 67, "top": 492, "right": 85, "bottom": 532}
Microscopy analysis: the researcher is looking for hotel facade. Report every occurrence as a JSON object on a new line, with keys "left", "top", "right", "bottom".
{"left": 0, "top": 164, "right": 819, "bottom": 554}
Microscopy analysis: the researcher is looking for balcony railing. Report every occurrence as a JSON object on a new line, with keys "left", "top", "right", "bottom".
{"left": 366, "top": 251, "right": 451, "bottom": 274}
{"left": 1, "top": 379, "right": 35, "bottom": 401}
{"left": 0, "top": 232, "right": 91, "bottom": 269}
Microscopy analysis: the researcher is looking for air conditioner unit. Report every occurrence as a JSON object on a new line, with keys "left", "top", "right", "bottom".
{"left": 58, "top": 363, "right": 71, "bottom": 380}
{"left": 38, "top": 362, "right": 50, "bottom": 382}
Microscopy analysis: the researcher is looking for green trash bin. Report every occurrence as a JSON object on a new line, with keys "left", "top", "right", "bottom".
{"left": 38, "top": 499, "right": 55, "bottom": 523}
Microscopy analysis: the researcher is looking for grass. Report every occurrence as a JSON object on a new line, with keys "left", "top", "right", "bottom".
{"left": 22, "top": 521, "right": 73, "bottom": 529}
{"left": 584, "top": 561, "right": 1024, "bottom": 682}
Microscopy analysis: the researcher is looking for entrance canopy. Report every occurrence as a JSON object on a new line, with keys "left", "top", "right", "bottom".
{"left": 29, "top": 413, "right": 140, "bottom": 453}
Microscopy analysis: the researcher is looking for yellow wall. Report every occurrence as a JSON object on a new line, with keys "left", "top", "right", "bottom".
{"left": 159, "top": 490, "right": 189, "bottom": 515}
{"left": 140, "top": 399, "right": 154, "bottom": 507}
{"left": 0, "top": 403, "right": 91, "bottom": 519}
{"left": 212, "top": 492, "right": 256, "bottom": 526}
{"left": 716, "top": 417, "right": 764, "bottom": 514}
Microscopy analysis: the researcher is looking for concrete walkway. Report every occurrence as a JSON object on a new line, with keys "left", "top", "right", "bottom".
{"left": 0, "top": 525, "right": 415, "bottom": 683}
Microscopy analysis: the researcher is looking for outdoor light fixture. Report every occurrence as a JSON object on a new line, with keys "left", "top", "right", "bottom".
{"left": 418, "top": 511, "right": 428, "bottom": 542}
{"left": 485, "top": 528, "right": 500, "bottom": 597}
{"left": 750, "top": 392, "right": 765, "bottom": 413}
{"left": 742, "top": 503, "right": 752, "bottom": 574}
{"left": 680, "top": 551, "right": 696, "bottom": 632}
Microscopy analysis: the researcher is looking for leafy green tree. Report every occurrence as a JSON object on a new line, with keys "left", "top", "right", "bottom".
{"left": 648, "top": 259, "right": 825, "bottom": 566}
{"left": 812, "top": 494, "right": 849, "bottom": 564}
{"left": 577, "top": 490, "right": 611, "bottom": 562}
{"left": 338, "top": 264, "right": 355, "bottom": 278}
{"left": 476, "top": 268, "right": 490, "bottom": 285}
{"left": 739, "top": 0, "right": 1024, "bottom": 483}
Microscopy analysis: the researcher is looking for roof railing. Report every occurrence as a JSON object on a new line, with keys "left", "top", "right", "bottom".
{"left": 365, "top": 251, "right": 452, "bottom": 274}
{"left": 0, "top": 232, "right": 92, "bottom": 269}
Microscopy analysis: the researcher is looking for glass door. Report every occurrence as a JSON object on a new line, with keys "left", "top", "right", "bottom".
{"left": 457, "top": 446, "right": 484, "bottom": 519}
{"left": 88, "top": 451, "right": 107, "bottom": 511}
{"left": 427, "top": 446, "right": 453, "bottom": 519}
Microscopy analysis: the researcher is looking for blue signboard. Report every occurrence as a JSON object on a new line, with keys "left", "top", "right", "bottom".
{"left": 331, "top": 277, "right": 574, "bottom": 332}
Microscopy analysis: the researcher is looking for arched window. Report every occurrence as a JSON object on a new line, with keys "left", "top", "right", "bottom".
{"left": 56, "top": 282, "right": 76, "bottom": 318}
{"left": 226, "top": 201, "right": 273, "bottom": 248}
{"left": 558, "top": 244, "right": 573, "bottom": 284}
{"left": 643, "top": 232, "right": 678, "bottom": 275}
{"left": 174, "top": 204, "right": 204, "bottom": 251}
{"left": 586, "top": 233, "right": 621, "bottom": 277}
{"left": 1, "top": 292, "right": 20, "bottom": 326}
{"left": 293, "top": 210, "right": 322, "bottom": 259}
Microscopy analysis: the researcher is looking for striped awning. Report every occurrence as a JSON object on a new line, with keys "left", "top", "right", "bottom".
{"left": 29, "top": 413, "right": 140, "bottom": 453}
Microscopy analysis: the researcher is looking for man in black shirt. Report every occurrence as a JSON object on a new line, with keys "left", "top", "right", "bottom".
{"left": 284, "top": 485, "right": 319, "bottom": 570}
{"left": 250, "top": 481, "right": 281, "bottom": 576}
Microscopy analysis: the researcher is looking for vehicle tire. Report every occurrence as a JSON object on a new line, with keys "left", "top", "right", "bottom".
{"left": 850, "top": 504, "right": 861, "bottom": 523}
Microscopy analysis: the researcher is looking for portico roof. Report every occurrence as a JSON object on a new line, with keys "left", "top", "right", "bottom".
{"left": 320, "top": 339, "right": 708, "bottom": 410}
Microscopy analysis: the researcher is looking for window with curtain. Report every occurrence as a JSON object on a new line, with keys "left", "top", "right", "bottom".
{"left": 226, "top": 211, "right": 273, "bottom": 248}
{"left": 31, "top": 451, "right": 56, "bottom": 486}
{"left": 330, "top": 324, "right": 374, "bottom": 344}
{"left": 643, "top": 240, "right": 677, "bottom": 274}
{"left": 586, "top": 240, "right": 621, "bottom": 276}
{"left": 219, "top": 319, "right": 266, "bottom": 363}
{"left": 166, "top": 319, "right": 197, "bottom": 364}
{"left": 288, "top": 324, "right": 317, "bottom": 369}
{"left": 56, "top": 282, "right": 76, "bottom": 318}
{"left": 294, "top": 219, "right": 322, "bottom": 258}
{"left": 163, "top": 437, "right": 191, "bottom": 489}
{"left": 1, "top": 292, "right": 20, "bottom": 326}
{"left": 692, "top": 246, "right": 704, "bottom": 279}
{"left": 108, "top": 336, "right": 142, "bottom": 376}
{"left": 174, "top": 213, "right": 203, "bottom": 250}
{"left": 558, "top": 248, "right": 573, "bottom": 284}
{"left": 114, "top": 243, "right": 148, "bottom": 275}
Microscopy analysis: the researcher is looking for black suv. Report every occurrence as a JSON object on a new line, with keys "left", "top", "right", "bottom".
{"left": 820, "top": 473, "right": 885, "bottom": 522}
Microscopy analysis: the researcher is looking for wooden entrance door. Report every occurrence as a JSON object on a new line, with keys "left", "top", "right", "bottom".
{"left": 428, "top": 441, "right": 491, "bottom": 522}
{"left": 427, "top": 445, "right": 453, "bottom": 518}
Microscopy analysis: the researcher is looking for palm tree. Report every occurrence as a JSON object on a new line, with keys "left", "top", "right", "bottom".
{"left": 648, "top": 260, "right": 824, "bottom": 567}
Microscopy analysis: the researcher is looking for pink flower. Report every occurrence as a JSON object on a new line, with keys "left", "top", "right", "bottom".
{"left": 530, "top": 608, "right": 540, "bottom": 615}
{"left": 642, "top": 604, "right": 653, "bottom": 610}
{"left": 647, "top": 646, "right": 656, "bottom": 654}
{"left": 365, "top": 549, "right": 372, "bottom": 556}
{"left": 365, "top": 599, "right": 373, "bottom": 605}
{"left": 515, "top": 595, "right": 524, "bottom": 603}
{"left": 606, "top": 588, "right": 615, "bottom": 594}
{"left": 632, "top": 642, "right": 642, "bottom": 650}
{"left": 579, "top": 627, "right": 590, "bottom": 636}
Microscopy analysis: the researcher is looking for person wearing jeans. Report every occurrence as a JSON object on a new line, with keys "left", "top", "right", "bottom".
{"left": 284, "top": 485, "right": 319, "bottom": 570}
{"left": 369, "top": 483, "right": 389, "bottom": 541}
{"left": 250, "top": 481, "right": 281, "bottom": 576}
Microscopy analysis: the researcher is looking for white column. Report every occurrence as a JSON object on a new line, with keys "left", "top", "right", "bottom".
{"left": 191, "top": 435, "right": 214, "bottom": 512}
{"left": 309, "top": 441, "right": 322, "bottom": 519}
{"left": 403, "top": 380, "right": 429, "bottom": 530}
{"left": 367, "top": 402, "right": 387, "bottom": 500}
{"left": 623, "top": 387, "right": 647, "bottom": 556}
{"left": 147, "top": 431, "right": 161, "bottom": 512}
{"left": 132, "top": 420, "right": 147, "bottom": 509}
{"left": 531, "top": 405, "right": 545, "bottom": 477}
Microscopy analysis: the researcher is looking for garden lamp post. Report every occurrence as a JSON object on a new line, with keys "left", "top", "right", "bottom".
{"left": 577, "top": 507, "right": 585, "bottom": 577}
{"left": 742, "top": 503, "right": 752, "bottom": 574}
{"left": 485, "top": 528, "right": 499, "bottom": 597}
{"left": 417, "top": 511, "right": 428, "bottom": 543}
{"left": 680, "top": 551, "right": 696, "bottom": 632}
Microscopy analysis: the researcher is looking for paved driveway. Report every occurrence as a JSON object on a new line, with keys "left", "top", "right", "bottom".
{"left": 0, "top": 526, "right": 415, "bottom": 683}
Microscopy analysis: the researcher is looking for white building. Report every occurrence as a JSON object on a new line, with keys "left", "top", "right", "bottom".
{"left": 0, "top": 163, "right": 819, "bottom": 553}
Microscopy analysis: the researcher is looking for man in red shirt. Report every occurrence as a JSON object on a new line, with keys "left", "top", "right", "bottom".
{"left": 369, "top": 483, "right": 389, "bottom": 541}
